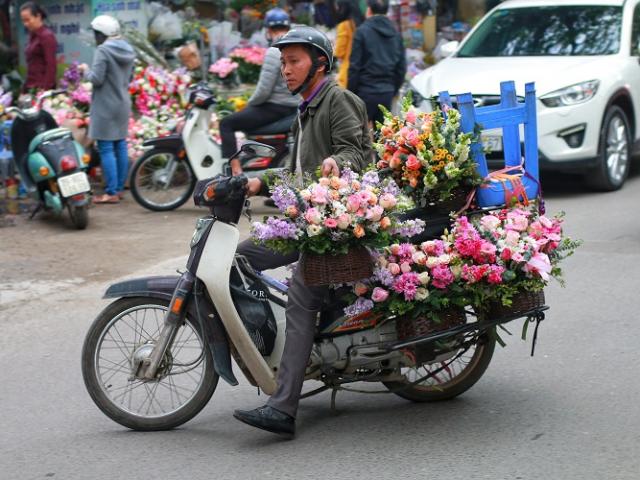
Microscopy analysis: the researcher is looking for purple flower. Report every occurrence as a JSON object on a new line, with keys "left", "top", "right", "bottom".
{"left": 382, "top": 180, "right": 401, "bottom": 197}
{"left": 251, "top": 217, "right": 298, "bottom": 241}
{"left": 270, "top": 184, "right": 299, "bottom": 212}
{"left": 361, "top": 171, "right": 380, "bottom": 188}
{"left": 340, "top": 167, "right": 357, "bottom": 184}
{"left": 373, "top": 267, "right": 395, "bottom": 287}
{"left": 391, "top": 219, "right": 426, "bottom": 238}
{"left": 343, "top": 297, "right": 374, "bottom": 317}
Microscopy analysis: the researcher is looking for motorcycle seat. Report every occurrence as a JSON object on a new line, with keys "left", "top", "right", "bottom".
{"left": 28, "top": 128, "right": 73, "bottom": 154}
{"left": 245, "top": 114, "right": 296, "bottom": 136}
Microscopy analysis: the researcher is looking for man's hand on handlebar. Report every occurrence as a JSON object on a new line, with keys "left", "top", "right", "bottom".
{"left": 229, "top": 158, "right": 243, "bottom": 177}
{"left": 246, "top": 178, "right": 262, "bottom": 197}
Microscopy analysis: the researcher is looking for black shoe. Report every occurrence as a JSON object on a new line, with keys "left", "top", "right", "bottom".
{"left": 233, "top": 405, "right": 295, "bottom": 437}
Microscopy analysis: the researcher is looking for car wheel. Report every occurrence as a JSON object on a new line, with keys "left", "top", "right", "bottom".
{"left": 588, "top": 105, "right": 631, "bottom": 191}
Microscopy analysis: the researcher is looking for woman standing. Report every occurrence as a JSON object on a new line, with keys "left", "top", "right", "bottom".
{"left": 79, "top": 15, "right": 135, "bottom": 204}
{"left": 333, "top": 0, "right": 363, "bottom": 89}
{"left": 20, "top": 2, "right": 57, "bottom": 91}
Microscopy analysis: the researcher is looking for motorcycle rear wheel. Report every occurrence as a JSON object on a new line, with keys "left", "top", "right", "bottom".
{"left": 382, "top": 330, "right": 496, "bottom": 402}
{"left": 68, "top": 204, "right": 89, "bottom": 230}
{"left": 130, "top": 148, "right": 196, "bottom": 211}
{"left": 81, "top": 297, "right": 218, "bottom": 431}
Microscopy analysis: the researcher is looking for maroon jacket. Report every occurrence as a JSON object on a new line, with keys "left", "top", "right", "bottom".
{"left": 24, "top": 26, "right": 57, "bottom": 90}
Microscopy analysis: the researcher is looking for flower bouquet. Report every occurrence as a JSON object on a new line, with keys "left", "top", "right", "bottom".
{"left": 229, "top": 46, "right": 267, "bottom": 84}
{"left": 374, "top": 94, "right": 481, "bottom": 212}
{"left": 449, "top": 206, "right": 581, "bottom": 316}
{"left": 251, "top": 169, "right": 421, "bottom": 285}
{"left": 209, "top": 58, "right": 240, "bottom": 87}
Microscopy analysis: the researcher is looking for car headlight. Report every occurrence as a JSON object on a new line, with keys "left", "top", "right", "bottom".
{"left": 540, "top": 80, "right": 600, "bottom": 108}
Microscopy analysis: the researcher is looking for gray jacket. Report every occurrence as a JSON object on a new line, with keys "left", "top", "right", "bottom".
{"left": 86, "top": 38, "right": 135, "bottom": 141}
{"left": 248, "top": 46, "right": 299, "bottom": 108}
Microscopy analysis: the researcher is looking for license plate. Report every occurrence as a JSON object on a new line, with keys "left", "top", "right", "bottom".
{"left": 57, "top": 172, "right": 90, "bottom": 197}
{"left": 481, "top": 135, "right": 503, "bottom": 152}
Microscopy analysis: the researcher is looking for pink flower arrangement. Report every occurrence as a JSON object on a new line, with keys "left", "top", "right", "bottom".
{"left": 251, "top": 169, "right": 420, "bottom": 257}
{"left": 209, "top": 58, "right": 239, "bottom": 79}
{"left": 229, "top": 46, "right": 267, "bottom": 66}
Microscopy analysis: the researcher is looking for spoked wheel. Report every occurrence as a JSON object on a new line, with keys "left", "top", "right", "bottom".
{"left": 130, "top": 148, "right": 196, "bottom": 211}
{"left": 81, "top": 297, "right": 218, "bottom": 431}
{"left": 382, "top": 330, "right": 496, "bottom": 402}
{"left": 67, "top": 203, "right": 89, "bottom": 230}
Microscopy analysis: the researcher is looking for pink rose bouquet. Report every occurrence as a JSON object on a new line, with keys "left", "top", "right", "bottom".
{"left": 229, "top": 45, "right": 267, "bottom": 84}
{"left": 450, "top": 206, "right": 581, "bottom": 308}
{"left": 251, "top": 169, "right": 422, "bottom": 256}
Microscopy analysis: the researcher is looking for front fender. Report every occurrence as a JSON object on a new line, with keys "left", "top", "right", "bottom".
{"left": 104, "top": 276, "right": 238, "bottom": 386}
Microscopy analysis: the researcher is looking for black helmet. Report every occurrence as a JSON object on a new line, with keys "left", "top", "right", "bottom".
{"left": 273, "top": 26, "right": 334, "bottom": 73}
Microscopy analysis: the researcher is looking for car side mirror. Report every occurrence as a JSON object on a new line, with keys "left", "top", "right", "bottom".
{"left": 440, "top": 41, "right": 460, "bottom": 57}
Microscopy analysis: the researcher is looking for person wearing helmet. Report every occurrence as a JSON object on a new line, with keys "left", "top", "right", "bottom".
{"left": 78, "top": 15, "right": 135, "bottom": 204}
{"left": 233, "top": 26, "right": 371, "bottom": 437}
{"left": 223, "top": 8, "right": 298, "bottom": 176}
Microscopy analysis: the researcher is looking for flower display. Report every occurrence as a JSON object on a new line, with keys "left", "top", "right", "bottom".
{"left": 374, "top": 94, "right": 481, "bottom": 206}
{"left": 449, "top": 206, "right": 581, "bottom": 308}
{"left": 229, "top": 45, "right": 267, "bottom": 84}
{"left": 209, "top": 58, "right": 239, "bottom": 80}
{"left": 345, "top": 240, "right": 470, "bottom": 321}
{"left": 251, "top": 169, "right": 421, "bottom": 256}
{"left": 346, "top": 204, "right": 580, "bottom": 320}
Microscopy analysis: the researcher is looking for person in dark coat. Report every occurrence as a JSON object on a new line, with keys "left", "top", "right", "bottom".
{"left": 347, "top": 0, "right": 406, "bottom": 126}
{"left": 20, "top": 2, "right": 57, "bottom": 91}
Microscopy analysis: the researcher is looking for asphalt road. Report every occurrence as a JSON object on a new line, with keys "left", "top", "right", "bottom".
{"left": 1, "top": 171, "right": 639, "bottom": 480}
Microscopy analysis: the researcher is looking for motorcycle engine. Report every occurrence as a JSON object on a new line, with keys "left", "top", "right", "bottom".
{"left": 308, "top": 321, "right": 399, "bottom": 374}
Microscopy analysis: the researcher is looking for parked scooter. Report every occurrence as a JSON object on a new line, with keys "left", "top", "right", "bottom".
{"left": 81, "top": 142, "right": 548, "bottom": 431}
{"left": 7, "top": 91, "right": 91, "bottom": 229}
{"left": 129, "top": 83, "right": 294, "bottom": 212}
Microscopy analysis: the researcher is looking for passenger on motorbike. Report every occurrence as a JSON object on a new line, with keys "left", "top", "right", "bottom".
{"left": 233, "top": 26, "right": 371, "bottom": 437}
{"left": 223, "top": 8, "right": 299, "bottom": 176}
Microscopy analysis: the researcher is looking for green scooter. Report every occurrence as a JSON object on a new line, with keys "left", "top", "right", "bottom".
{"left": 7, "top": 90, "right": 91, "bottom": 229}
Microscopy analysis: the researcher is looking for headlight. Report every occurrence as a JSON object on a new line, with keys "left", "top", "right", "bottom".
{"left": 540, "top": 80, "right": 600, "bottom": 108}
{"left": 190, "top": 217, "right": 214, "bottom": 248}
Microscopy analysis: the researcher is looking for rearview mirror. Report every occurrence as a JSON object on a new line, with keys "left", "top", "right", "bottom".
{"left": 241, "top": 141, "right": 276, "bottom": 158}
{"left": 440, "top": 41, "right": 460, "bottom": 57}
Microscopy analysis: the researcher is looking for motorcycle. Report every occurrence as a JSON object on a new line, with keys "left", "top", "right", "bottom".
{"left": 129, "top": 83, "right": 294, "bottom": 212}
{"left": 81, "top": 142, "right": 548, "bottom": 431}
{"left": 7, "top": 91, "right": 91, "bottom": 229}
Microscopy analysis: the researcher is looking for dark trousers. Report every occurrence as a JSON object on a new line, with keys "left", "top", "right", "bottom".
{"left": 220, "top": 103, "right": 297, "bottom": 158}
{"left": 236, "top": 239, "right": 329, "bottom": 418}
{"left": 357, "top": 91, "right": 395, "bottom": 126}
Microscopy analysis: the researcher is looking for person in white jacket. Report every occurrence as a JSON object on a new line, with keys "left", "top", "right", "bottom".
{"left": 222, "top": 8, "right": 299, "bottom": 175}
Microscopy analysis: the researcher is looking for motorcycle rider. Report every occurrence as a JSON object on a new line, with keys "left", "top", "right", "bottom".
{"left": 233, "top": 26, "right": 371, "bottom": 437}
{"left": 223, "top": 8, "right": 299, "bottom": 176}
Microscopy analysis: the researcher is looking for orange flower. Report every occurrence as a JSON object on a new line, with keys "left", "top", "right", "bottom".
{"left": 379, "top": 216, "right": 391, "bottom": 229}
{"left": 353, "top": 224, "right": 365, "bottom": 238}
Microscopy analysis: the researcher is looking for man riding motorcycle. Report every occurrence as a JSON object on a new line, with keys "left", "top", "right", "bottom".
{"left": 223, "top": 8, "right": 299, "bottom": 176}
{"left": 233, "top": 26, "right": 371, "bottom": 437}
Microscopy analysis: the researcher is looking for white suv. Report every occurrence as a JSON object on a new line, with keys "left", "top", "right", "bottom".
{"left": 408, "top": 0, "right": 640, "bottom": 190}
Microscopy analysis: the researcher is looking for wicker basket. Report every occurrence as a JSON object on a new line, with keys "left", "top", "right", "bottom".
{"left": 396, "top": 308, "right": 467, "bottom": 363}
{"left": 488, "top": 289, "right": 545, "bottom": 319}
{"left": 423, "top": 187, "right": 471, "bottom": 216}
{"left": 300, "top": 246, "right": 373, "bottom": 286}
{"left": 396, "top": 308, "right": 467, "bottom": 341}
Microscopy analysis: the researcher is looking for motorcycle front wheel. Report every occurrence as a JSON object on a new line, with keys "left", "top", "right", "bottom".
{"left": 130, "top": 148, "right": 196, "bottom": 211}
{"left": 382, "top": 329, "right": 496, "bottom": 402}
{"left": 81, "top": 297, "right": 218, "bottom": 431}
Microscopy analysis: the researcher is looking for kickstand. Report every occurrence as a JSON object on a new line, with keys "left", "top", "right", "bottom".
{"left": 330, "top": 387, "right": 339, "bottom": 412}
{"left": 29, "top": 202, "right": 42, "bottom": 220}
